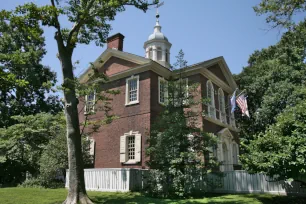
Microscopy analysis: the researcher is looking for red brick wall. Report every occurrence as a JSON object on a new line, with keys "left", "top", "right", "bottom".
{"left": 79, "top": 70, "right": 152, "bottom": 168}
{"left": 77, "top": 58, "right": 238, "bottom": 169}
{"left": 102, "top": 56, "right": 139, "bottom": 76}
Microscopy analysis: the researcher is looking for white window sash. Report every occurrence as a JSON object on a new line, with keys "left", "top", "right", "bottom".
{"left": 125, "top": 75, "right": 139, "bottom": 106}
{"left": 207, "top": 81, "right": 216, "bottom": 119}
{"left": 158, "top": 77, "right": 168, "bottom": 105}
{"left": 120, "top": 131, "right": 141, "bottom": 164}
{"left": 84, "top": 91, "right": 96, "bottom": 114}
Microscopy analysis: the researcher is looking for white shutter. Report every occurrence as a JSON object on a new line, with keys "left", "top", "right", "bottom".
{"left": 134, "top": 134, "right": 141, "bottom": 162}
{"left": 89, "top": 139, "right": 95, "bottom": 156}
{"left": 120, "top": 136, "right": 127, "bottom": 163}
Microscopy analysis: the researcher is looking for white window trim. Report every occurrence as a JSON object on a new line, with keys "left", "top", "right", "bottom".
{"left": 120, "top": 130, "right": 141, "bottom": 164}
{"left": 232, "top": 142, "right": 239, "bottom": 165}
{"left": 218, "top": 88, "right": 227, "bottom": 124}
{"left": 84, "top": 91, "right": 96, "bottom": 115}
{"left": 125, "top": 75, "right": 139, "bottom": 106}
{"left": 207, "top": 80, "right": 216, "bottom": 119}
{"left": 158, "top": 76, "right": 168, "bottom": 105}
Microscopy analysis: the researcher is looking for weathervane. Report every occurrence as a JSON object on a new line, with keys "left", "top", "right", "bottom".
{"left": 155, "top": 1, "right": 164, "bottom": 20}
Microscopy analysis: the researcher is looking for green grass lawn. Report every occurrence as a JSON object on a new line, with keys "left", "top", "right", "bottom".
{"left": 0, "top": 188, "right": 305, "bottom": 204}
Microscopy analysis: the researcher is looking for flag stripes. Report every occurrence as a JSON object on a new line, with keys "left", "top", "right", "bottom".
{"left": 236, "top": 94, "right": 250, "bottom": 117}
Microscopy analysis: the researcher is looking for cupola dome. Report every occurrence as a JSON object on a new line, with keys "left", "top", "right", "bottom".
{"left": 144, "top": 13, "right": 172, "bottom": 69}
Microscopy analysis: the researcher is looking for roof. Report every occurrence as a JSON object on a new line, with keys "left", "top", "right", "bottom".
{"left": 78, "top": 48, "right": 238, "bottom": 91}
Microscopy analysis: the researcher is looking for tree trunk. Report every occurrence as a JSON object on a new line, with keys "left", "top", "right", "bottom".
{"left": 58, "top": 49, "right": 93, "bottom": 204}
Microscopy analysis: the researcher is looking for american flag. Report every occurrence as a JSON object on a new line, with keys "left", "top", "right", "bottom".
{"left": 236, "top": 94, "right": 250, "bottom": 117}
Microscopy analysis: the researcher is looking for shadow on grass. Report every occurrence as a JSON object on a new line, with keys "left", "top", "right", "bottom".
{"left": 89, "top": 192, "right": 262, "bottom": 204}
{"left": 240, "top": 194, "right": 306, "bottom": 204}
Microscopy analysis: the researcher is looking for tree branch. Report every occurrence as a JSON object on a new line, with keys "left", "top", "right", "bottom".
{"left": 50, "top": 0, "right": 65, "bottom": 50}
{"left": 66, "top": 0, "right": 96, "bottom": 51}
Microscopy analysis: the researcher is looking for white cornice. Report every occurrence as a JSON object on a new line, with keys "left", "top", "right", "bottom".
{"left": 79, "top": 49, "right": 150, "bottom": 83}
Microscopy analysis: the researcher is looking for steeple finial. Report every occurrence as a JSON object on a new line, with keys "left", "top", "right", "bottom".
{"left": 155, "top": 1, "right": 164, "bottom": 24}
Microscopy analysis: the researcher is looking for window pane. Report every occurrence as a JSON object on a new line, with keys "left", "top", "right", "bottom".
{"left": 159, "top": 80, "right": 165, "bottom": 103}
{"left": 86, "top": 92, "right": 95, "bottom": 113}
{"left": 129, "top": 79, "right": 138, "bottom": 102}
{"left": 128, "top": 136, "right": 135, "bottom": 160}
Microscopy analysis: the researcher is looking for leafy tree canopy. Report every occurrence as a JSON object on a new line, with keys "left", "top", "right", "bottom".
{"left": 0, "top": 9, "right": 62, "bottom": 128}
{"left": 236, "top": 19, "right": 306, "bottom": 180}
{"left": 235, "top": 19, "right": 306, "bottom": 140}
{"left": 254, "top": 0, "right": 306, "bottom": 28}
{"left": 241, "top": 99, "right": 306, "bottom": 180}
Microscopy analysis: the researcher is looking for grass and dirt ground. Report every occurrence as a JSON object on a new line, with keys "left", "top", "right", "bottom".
{"left": 0, "top": 188, "right": 305, "bottom": 204}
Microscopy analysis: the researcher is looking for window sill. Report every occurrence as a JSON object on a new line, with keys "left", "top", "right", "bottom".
{"left": 123, "top": 160, "right": 139, "bottom": 165}
{"left": 125, "top": 101, "right": 139, "bottom": 106}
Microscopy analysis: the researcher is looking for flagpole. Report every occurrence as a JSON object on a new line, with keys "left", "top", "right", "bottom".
{"left": 225, "top": 89, "right": 246, "bottom": 109}
{"left": 236, "top": 89, "right": 246, "bottom": 98}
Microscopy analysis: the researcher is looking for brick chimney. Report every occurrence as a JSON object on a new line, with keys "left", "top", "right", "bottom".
{"left": 107, "top": 33, "right": 125, "bottom": 51}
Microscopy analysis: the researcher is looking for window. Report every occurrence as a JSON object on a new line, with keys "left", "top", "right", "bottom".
{"left": 218, "top": 88, "right": 227, "bottom": 124}
{"left": 149, "top": 48, "right": 153, "bottom": 59}
{"left": 228, "top": 96, "right": 236, "bottom": 127}
{"left": 158, "top": 77, "right": 168, "bottom": 104}
{"left": 165, "top": 49, "right": 169, "bottom": 63}
{"left": 232, "top": 142, "right": 239, "bottom": 165}
{"left": 125, "top": 75, "right": 139, "bottom": 105}
{"left": 206, "top": 80, "right": 216, "bottom": 119}
{"left": 128, "top": 136, "right": 135, "bottom": 160}
{"left": 88, "top": 138, "right": 95, "bottom": 156}
{"left": 157, "top": 47, "right": 162, "bottom": 61}
{"left": 120, "top": 131, "right": 141, "bottom": 164}
{"left": 174, "top": 78, "right": 189, "bottom": 106}
{"left": 85, "top": 92, "right": 95, "bottom": 114}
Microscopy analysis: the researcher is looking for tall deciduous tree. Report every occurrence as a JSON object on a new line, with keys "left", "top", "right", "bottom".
{"left": 254, "top": 0, "right": 306, "bottom": 28}
{"left": 236, "top": 20, "right": 306, "bottom": 181}
{"left": 3, "top": 1, "right": 159, "bottom": 203}
{"left": 0, "top": 10, "right": 62, "bottom": 128}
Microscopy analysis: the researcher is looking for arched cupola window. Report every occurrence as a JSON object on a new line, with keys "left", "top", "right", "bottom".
{"left": 149, "top": 48, "right": 153, "bottom": 59}
{"left": 218, "top": 88, "right": 227, "bottom": 124}
{"left": 207, "top": 80, "right": 216, "bottom": 119}
{"left": 165, "top": 49, "right": 169, "bottom": 63}
{"left": 157, "top": 47, "right": 162, "bottom": 61}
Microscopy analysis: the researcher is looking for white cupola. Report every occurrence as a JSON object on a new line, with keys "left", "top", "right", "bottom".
{"left": 144, "top": 12, "right": 172, "bottom": 69}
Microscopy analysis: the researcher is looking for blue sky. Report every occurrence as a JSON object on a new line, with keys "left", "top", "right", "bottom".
{"left": 3, "top": 0, "right": 286, "bottom": 85}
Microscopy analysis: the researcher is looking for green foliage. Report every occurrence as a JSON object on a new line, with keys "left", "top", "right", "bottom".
{"left": 235, "top": 20, "right": 306, "bottom": 141}
{"left": 0, "top": 9, "right": 62, "bottom": 128}
{"left": 254, "top": 0, "right": 306, "bottom": 28}
{"left": 0, "top": 113, "right": 64, "bottom": 181}
{"left": 236, "top": 20, "right": 306, "bottom": 180}
{"left": 241, "top": 100, "right": 306, "bottom": 180}
{"left": 0, "top": 113, "right": 93, "bottom": 186}
{"left": 146, "top": 50, "right": 219, "bottom": 198}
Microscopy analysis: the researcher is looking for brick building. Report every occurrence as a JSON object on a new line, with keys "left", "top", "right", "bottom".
{"left": 78, "top": 14, "right": 239, "bottom": 172}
